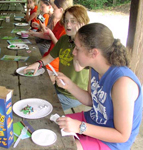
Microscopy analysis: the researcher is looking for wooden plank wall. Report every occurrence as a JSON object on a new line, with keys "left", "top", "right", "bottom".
{"left": 127, "top": 0, "right": 143, "bottom": 84}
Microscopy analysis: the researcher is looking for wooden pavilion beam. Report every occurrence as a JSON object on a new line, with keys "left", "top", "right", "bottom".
{"left": 126, "top": 0, "right": 143, "bottom": 84}
{"left": 126, "top": 0, "right": 139, "bottom": 51}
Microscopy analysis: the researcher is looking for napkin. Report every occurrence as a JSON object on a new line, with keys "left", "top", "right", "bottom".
{"left": 13, "top": 122, "right": 31, "bottom": 142}
{"left": 50, "top": 114, "right": 60, "bottom": 124}
{"left": 50, "top": 114, "right": 79, "bottom": 140}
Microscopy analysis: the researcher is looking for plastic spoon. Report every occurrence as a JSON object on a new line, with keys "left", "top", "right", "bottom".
{"left": 13, "top": 126, "right": 28, "bottom": 148}
{"left": 48, "top": 63, "right": 65, "bottom": 86}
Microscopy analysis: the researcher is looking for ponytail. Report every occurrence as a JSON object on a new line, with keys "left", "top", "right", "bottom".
{"left": 108, "top": 39, "right": 130, "bottom": 66}
{"left": 78, "top": 23, "right": 130, "bottom": 67}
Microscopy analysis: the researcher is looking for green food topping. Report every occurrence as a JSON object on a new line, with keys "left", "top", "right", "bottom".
{"left": 25, "top": 72, "right": 34, "bottom": 76}
{"left": 10, "top": 45, "right": 16, "bottom": 48}
{"left": 21, "top": 105, "right": 34, "bottom": 114}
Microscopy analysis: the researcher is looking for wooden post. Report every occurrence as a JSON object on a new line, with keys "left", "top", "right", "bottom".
{"left": 126, "top": 0, "right": 143, "bottom": 83}
{"left": 126, "top": 0, "right": 139, "bottom": 51}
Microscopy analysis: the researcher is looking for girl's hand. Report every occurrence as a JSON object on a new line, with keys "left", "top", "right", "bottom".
{"left": 23, "top": 62, "right": 39, "bottom": 75}
{"left": 43, "top": 27, "right": 52, "bottom": 38}
{"left": 39, "top": 20, "right": 51, "bottom": 35}
{"left": 57, "top": 117, "right": 81, "bottom": 133}
{"left": 29, "top": 30, "right": 36, "bottom": 36}
{"left": 55, "top": 72, "right": 73, "bottom": 90}
{"left": 42, "top": 26, "right": 49, "bottom": 33}
{"left": 39, "top": 20, "right": 46, "bottom": 30}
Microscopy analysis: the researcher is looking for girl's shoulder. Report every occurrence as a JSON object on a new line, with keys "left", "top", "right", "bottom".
{"left": 56, "top": 35, "right": 68, "bottom": 44}
{"left": 31, "top": 5, "right": 38, "bottom": 12}
{"left": 32, "top": 5, "right": 38, "bottom": 11}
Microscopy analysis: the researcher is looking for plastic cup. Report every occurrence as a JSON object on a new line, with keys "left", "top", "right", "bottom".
{"left": 21, "top": 31, "right": 29, "bottom": 38}
{"left": 5, "top": 16, "right": 10, "bottom": 22}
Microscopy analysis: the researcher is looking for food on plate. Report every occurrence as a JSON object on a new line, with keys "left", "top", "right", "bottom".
{"left": 9, "top": 45, "right": 21, "bottom": 49}
{"left": 9, "top": 45, "right": 16, "bottom": 48}
{"left": 24, "top": 71, "right": 34, "bottom": 76}
{"left": 20, "top": 105, "right": 35, "bottom": 115}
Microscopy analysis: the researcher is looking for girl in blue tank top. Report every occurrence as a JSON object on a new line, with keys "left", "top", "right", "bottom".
{"left": 55, "top": 23, "right": 143, "bottom": 150}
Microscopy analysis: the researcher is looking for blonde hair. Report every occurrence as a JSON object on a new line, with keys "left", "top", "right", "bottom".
{"left": 61, "top": 5, "right": 90, "bottom": 25}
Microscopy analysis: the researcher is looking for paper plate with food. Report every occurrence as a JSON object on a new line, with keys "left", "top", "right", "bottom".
{"left": 7, "top": 44, "right": 28, "bottom": 50}
{"left": 16, "top": 66, "right": 45, "bottom": 77}
{"left": 15, "top": 23, "right": 29, "bottom": 26}
{"left": 16, "top": 32, "right": 21, "bottom": 35}
{"left": 13, "top": 98, "right": 53, "bottom": 119}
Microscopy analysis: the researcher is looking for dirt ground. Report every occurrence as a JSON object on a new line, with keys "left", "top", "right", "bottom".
{"left": 104, "top": 2, "right": 131, "bottom": 14}
{"left": 87, "top": 3, "right": 130, "bottom": 46}
{"left": 87, "top": 3, "right": 143, "bottom": 150}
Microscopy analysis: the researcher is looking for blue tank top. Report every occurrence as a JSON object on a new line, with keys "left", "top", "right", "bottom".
{"left": 84, "top": 66, "right": 142, "bottom": 150}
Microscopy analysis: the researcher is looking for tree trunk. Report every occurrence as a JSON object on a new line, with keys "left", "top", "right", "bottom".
{"left": 113, "top": 0, "right": 117, "bottom": 5}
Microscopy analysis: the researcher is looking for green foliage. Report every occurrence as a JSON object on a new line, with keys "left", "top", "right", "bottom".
{"left": 74, "top": 0, "right": 130, "bottom": 10}
{"left": 95, "top": 0, "right": 108, "bottom": 9}
{"left": 74, "top": 0, "right": 96, "bottom": 9}
{"left": 106, "top": 0, "right": 130, "bottom": 6}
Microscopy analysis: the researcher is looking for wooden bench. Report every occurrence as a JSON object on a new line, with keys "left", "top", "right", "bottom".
{"left": 64, "top": 105, "right": 91, "bottom": 114}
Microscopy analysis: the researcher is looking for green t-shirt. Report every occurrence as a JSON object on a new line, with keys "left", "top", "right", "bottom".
{"left": 50, "top": 35, "right": 89, "bottom": 99}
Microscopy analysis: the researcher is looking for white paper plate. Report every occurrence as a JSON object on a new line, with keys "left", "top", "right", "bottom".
{"left": 16, "top": 32, "right": 21, "bottom": 35}
{"left": 15, "top": 23, "right": 29, "bottom": 26}
{"left": 15, "top": 18, "right": 22, "bottom": 21}
{"left": 32, "top": 129, "right": 57, "bottom": 146}
{"left": 16, "top": 66, "right": 45, "bottom": 76}
{"left": 7, "top": 44, "right": 28, "bottom": 50}
{"left": 13, "top": 98, "right": 53, "bottom": 119}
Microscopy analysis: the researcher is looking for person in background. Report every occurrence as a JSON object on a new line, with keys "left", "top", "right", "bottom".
{"left": 31, "top": 0, "right": 53, "bottom": 31}
{"left": 25, "top": 0, "right": 38, "bottom": 30}
{"left": 44, "top": 3, "right": 54, "bottom": 31}
{"left": 30, "top": 0, "right": 54, "bottom": 54}
{"left": 55, "top": 23, "right": 143, "bottom": 150}
{"left": 24, "top": 5, "right": 90, "bottom": 111}
{"left": 29, "top": 0, "right": 72, "bottom": 56}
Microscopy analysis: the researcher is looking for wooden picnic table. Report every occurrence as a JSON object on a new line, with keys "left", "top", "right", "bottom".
{"left": 0, "top": 2, "right": 24, "bottom": 11}
{"left": 0, "top": 13, "right": 77, "bottom": 150}
{"left": 0, "top": 1, "right": 26, "bottom": 3}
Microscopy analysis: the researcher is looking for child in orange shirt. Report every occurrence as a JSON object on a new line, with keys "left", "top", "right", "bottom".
{"left": 43, "top": 20, "right": 66, "bottom": 77}
{"left": 29, "top": 0, "right": 72, "bottom": 58}
{"left": 29, "top": 0, "right": 73, "bottom": 83}
{"left": 31, "top": 0, "right": 53, "bottom": 30}
{"left": 25, "top": 0, "right": 38, "bottom": 30}
{"left": 24, "top": 4, "right": 90, "bottom": 111}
